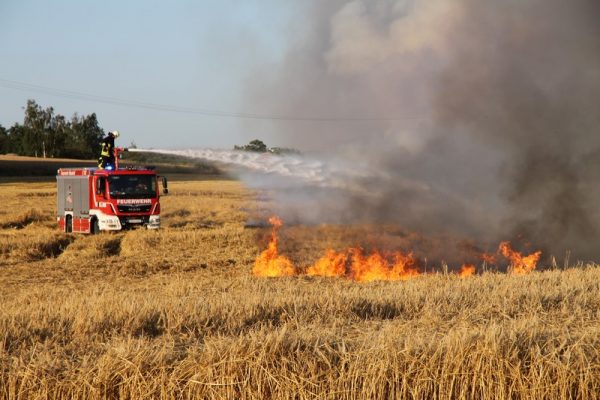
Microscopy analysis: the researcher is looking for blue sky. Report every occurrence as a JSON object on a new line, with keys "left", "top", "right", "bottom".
{"left": 0, "top": 0, "right": 296, "bottom": 149}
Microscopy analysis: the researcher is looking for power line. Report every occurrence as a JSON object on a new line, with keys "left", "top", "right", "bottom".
{"left": 0, "top": 78, "right": 423, "bottom": 123}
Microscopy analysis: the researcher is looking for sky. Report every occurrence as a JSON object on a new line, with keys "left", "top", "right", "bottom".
{"left": 0, "top": 0, "right": 296, "bottom": 149}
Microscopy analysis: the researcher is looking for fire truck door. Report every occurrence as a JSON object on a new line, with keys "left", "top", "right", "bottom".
{"left": 79, "top": 179, "right": 90, "bottom": 215}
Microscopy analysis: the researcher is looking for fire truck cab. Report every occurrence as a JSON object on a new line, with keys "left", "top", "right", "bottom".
{"left": 56, "top": 166, "right": 167, "bottom": 233}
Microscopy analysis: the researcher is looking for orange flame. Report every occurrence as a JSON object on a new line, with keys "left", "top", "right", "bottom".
{"left": 348, "top": 248, "right": 391, "bottom": 282}
{"left": 498, "top": 241, "right": 542, "bottom": 275}
{"left": 306, "top": 248, "right": 420, "bottom": 281}
{"left": 252, "top": 216, "right": 296, "bottom": 277}
{"left": 459, "top": 264, "right": 476, "bottom": 278}
{"left": 252, "top": 216, "right": 543, "bottom": 281}
{"left": 306, "top": 249, "right": 348, "bottom": 277}
{"left": 389, "top": 251, "right": 420, "bottom": 281}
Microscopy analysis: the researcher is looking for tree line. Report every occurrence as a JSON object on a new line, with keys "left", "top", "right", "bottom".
{"left": 234, "top": 139, "right": 300, "bottom": 155}
{"left": 0, "top": 100, "right": 105, "bottom": 159}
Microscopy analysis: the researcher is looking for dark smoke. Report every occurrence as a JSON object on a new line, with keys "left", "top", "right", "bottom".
{"left": 243, "top": 0, "right": 600, "bottom": 261}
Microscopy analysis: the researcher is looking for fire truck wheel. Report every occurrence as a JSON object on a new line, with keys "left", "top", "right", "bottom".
{"left": 65, "top": 216, "right": 72, "bottom": 233}
{"left": 91, "top": 218, "right": 100, "bottom": 235}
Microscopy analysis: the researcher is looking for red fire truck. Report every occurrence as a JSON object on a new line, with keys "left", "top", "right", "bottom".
{"left": 56, "top": 149, "right": 168, "bottom": 234}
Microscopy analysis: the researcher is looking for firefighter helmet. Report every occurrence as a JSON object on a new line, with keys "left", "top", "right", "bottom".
{"left": 110, "top": 130, "right": 120, "bottom": 138}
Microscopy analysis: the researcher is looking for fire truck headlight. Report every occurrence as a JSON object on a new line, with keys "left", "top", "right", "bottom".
{"left": 148, "top": 215, "right": 160, "bottom": 229}
{"left": 100, "top": 216, "right": 121, "bottom": 230}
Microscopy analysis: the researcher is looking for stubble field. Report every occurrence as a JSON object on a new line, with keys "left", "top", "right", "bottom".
{"left": 1, "top": 165, "right": 600, "bottom": 399}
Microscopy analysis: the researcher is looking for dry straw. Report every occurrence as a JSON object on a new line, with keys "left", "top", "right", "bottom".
{"left": 1, "top": 178, "right": 599, "bottom": 399}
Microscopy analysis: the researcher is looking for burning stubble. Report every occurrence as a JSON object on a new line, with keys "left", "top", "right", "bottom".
{"left": 240, "top": 0, "right": 600, "bottom": 262}
{"left": 253, "top": 216, "right": 542, "bottom": 280}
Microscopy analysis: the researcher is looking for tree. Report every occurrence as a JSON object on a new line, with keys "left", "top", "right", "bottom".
{"left": 7, "top": 124, "right": 26, "bottom": 154}
{"left": 0, "top": 124, "right": 7, "bottom": 154}
{"left": 69, "top": 113, "right": 104, "bottom": 159}
{"left": 2, "top": 100, "right": 106, "bottom": 159}
{"left": 234, "top": 139, "right": 300, "bottom": 155}
{"left": 50, "top": 113, "right": 69, "bottom": 158}
{"left": 23, "top": 100, "right": 52, "bottom": 157}
{"left": 234, "top": 139, "right": 268, "bottom": 152}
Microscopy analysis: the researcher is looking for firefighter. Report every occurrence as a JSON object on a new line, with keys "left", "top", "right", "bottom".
{"left": 98, "top": 130, "right": 120, "bottom": 169}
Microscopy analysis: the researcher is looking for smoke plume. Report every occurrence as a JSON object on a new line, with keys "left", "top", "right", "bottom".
{"left": 235, "top": 0, "right": 600, "bottom": 261}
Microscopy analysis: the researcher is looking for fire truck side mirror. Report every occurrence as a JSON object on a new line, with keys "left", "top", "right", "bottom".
{"left": 96, "top": 178, "right": 106, "bottom": 196}
{"left": 161, "top": 176, "right": 169, "bottom": 195}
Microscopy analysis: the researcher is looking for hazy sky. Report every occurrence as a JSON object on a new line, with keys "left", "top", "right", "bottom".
{"left": 0, "top": 0, "right": 296, "bottom": 149}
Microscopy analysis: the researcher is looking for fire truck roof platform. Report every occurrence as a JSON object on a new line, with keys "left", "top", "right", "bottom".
{"left": 57, "top": 166, "right": 156, "bottom": 176}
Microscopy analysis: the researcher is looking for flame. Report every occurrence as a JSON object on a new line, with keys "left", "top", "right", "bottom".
{"left": 389, "top": 251, "right": 420, "bottom": 281}
{"left": 459, "top": 264, "right": 476, "bottom": 278}
{"left": 252, "top": 216, "right": 296, "bottom": 277}
{"left": 305, "top": 247, "right": 421, "bottom": 281}
{"left": 267, "top": 215, "right": 283, "bottom": 229}
{"left": 252, "top": 216, "right": 543, "bottom": 281}
{"left": 498, "top": 241, "right": 542, "bottom": 275}
{"left": 348, "top": 248, "right": 391, "bottom": 282}
{"left": 306, "top": 249, "right": 348, "bottom": 277}
{"left": 346, "top": 248, "right": 421, "bottom": 282}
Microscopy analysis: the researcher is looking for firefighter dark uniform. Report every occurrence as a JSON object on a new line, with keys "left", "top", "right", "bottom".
{"left": 98, "top": 131, "right": 119, "bottom": 169}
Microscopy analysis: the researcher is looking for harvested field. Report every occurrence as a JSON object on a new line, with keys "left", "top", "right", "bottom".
{"left": 1, "top": 167, "right": 599, "bottom": 399}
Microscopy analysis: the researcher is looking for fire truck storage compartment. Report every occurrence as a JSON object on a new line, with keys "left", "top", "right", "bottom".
{"left": 57, "top": 175, "right": 90, "bottom": 218}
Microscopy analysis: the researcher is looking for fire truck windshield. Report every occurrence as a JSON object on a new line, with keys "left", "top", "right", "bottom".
{"left": 108, "top": 175, "right": 157, "bottom": 199}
